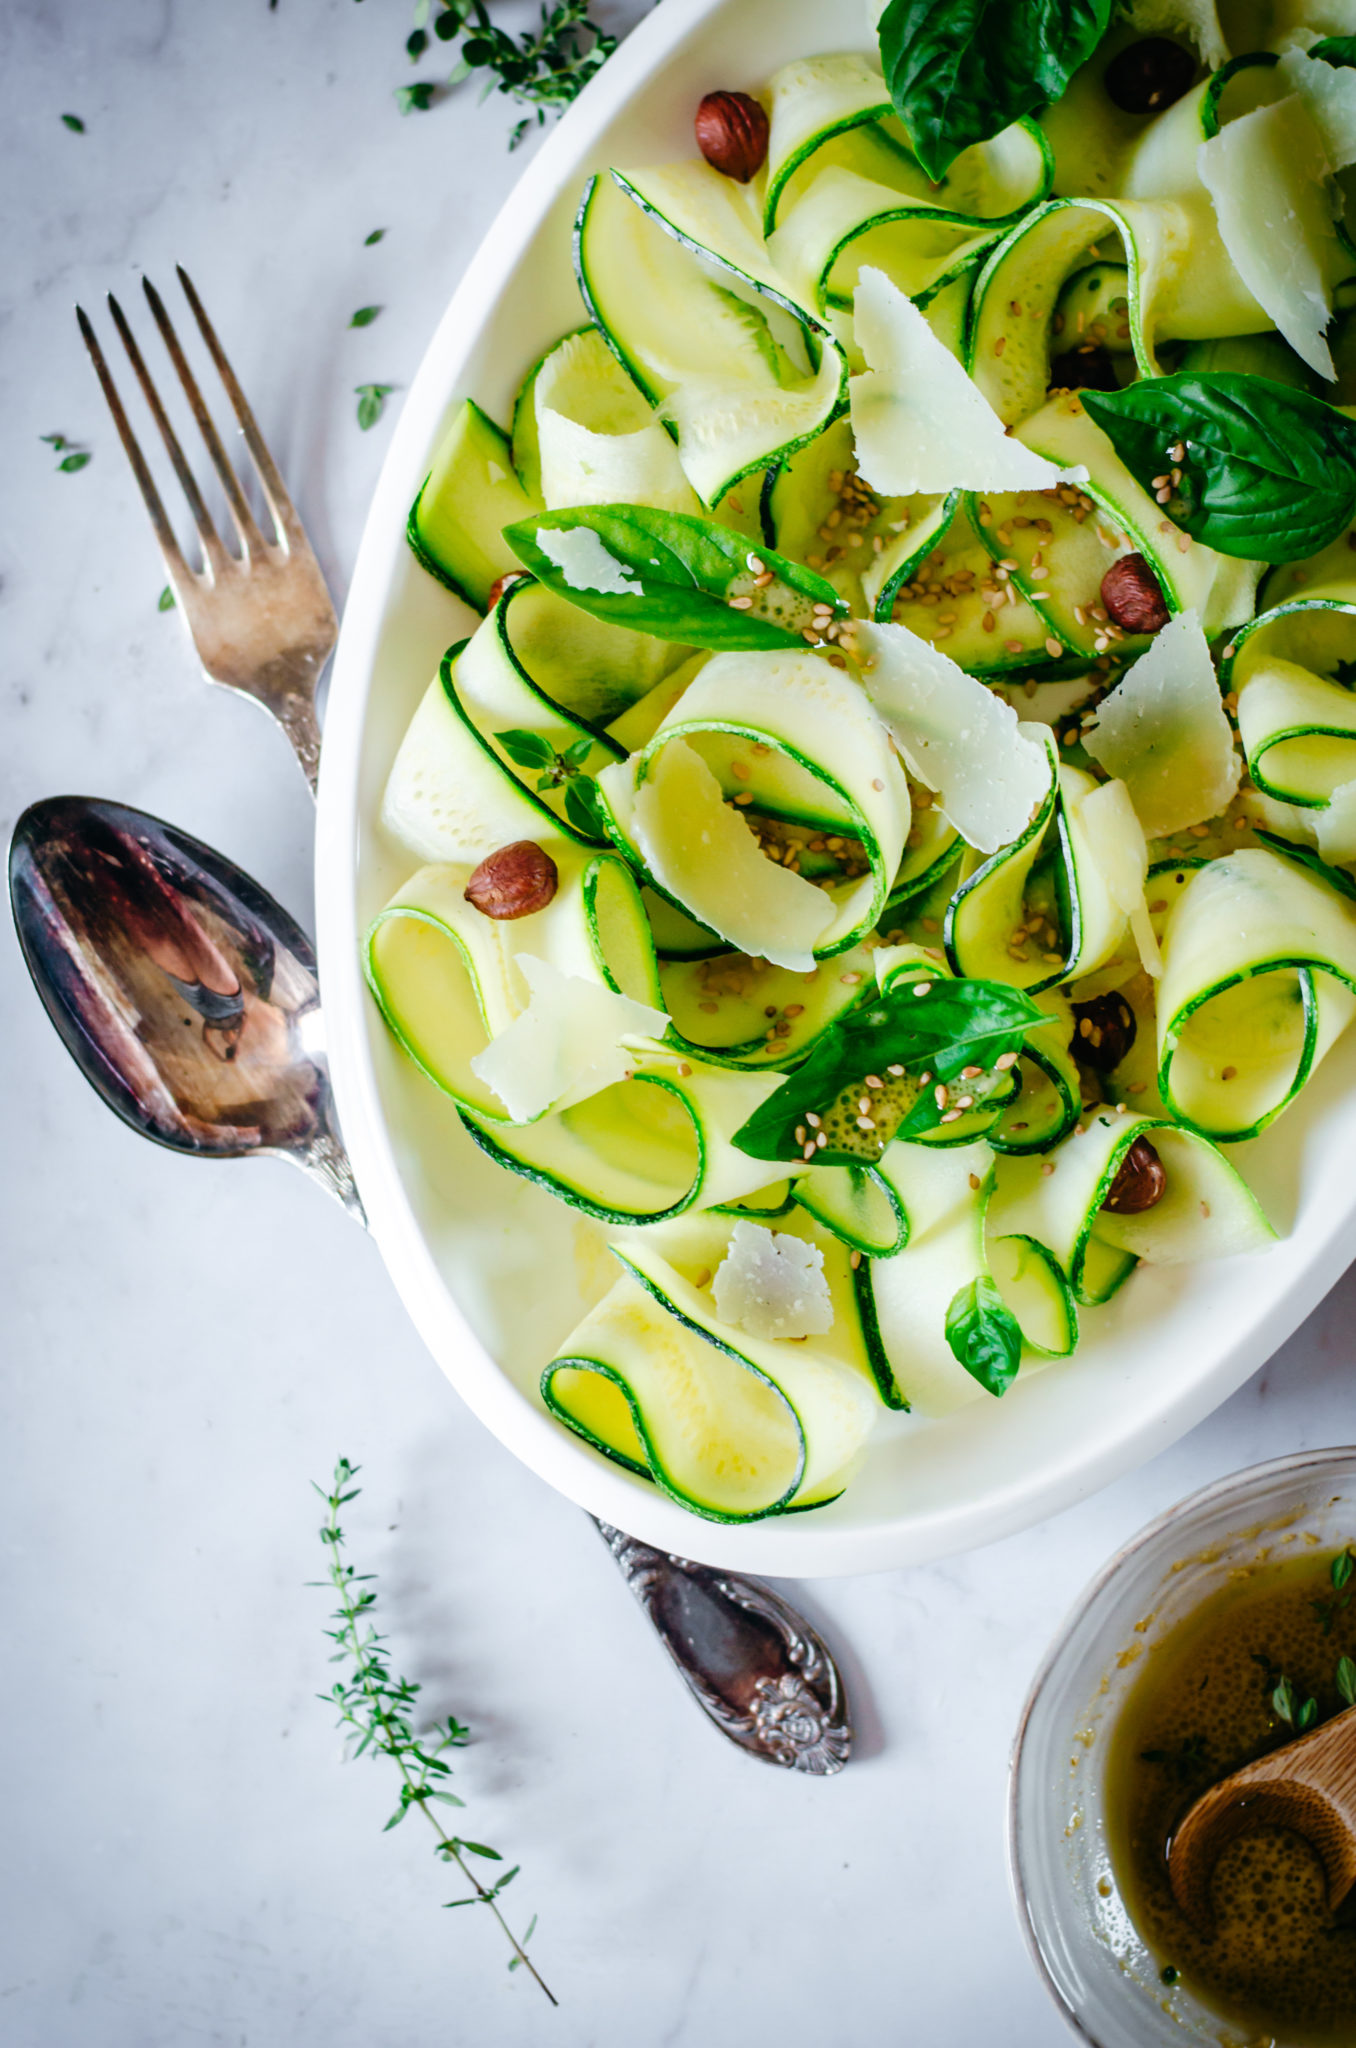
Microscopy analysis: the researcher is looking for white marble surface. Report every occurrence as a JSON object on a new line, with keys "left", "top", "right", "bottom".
{"left": 5, "top": 4, "right": 1356, "bottom": 2043}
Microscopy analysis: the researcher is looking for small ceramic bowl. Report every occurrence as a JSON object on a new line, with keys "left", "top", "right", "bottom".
{"left": 1010, "top": 1446, "right": 1356, "bottom": 2047}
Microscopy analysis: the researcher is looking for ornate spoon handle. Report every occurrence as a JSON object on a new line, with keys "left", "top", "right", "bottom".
{"left": 594, "top": 1520, "right": 851, "bottom": 1774}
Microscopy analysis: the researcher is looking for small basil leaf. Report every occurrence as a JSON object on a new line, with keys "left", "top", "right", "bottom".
{"left": 494, "top": 727, "right": 557, "bottom": 769}
{"left": 503, "top": 504, "right": 847, "bottom": 651}
{"left": 877, "top": 0, "right": 1111, "bottom": 182}
{"left": 944, "top": 1275, "right": 1022, "bottom": 1397}
{"left": 563, "top": 777, "right": 608, "bottom": 838}
{"left": 1081, "top": 374, "right": 1356, "bottom": 564}
{"left": 731, "top": 975, "right": 1043, "bottom": 1165}
{"left": 1253, "top": 829, "right": 1356, "bottom": 903}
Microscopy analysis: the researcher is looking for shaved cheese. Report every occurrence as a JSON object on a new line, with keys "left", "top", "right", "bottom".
{"left": 469, "top": 954, "right": 668, "bottom": 1123}
{"left": 1073, "top": 778, "right": 1162, "bottom": 977}
{"left": 850, "top": 618, "right": 1052, "bottom": 854}
{"left": 536, "top": 332, "right": 699, "bottom": 515}
{"left": 1083, "top": 609, "right": 1241, "bottom": 837}
{"left": 535, "top": 525, "right": 643, "bottom": 596}
{"left": 849, "top": 268, "right": 1089, "bottom": 496}
{"left": 1198, "top": 97, "right": 1340, "bottom": 380}
{"left": 1121, "top": 0, "right": 1226, "bottom": 67}
{"left": 1316, "top": 778, "right": 1356, "bottom": 865}
{"left": 625, "top": 739, "right": 836, "bottom": 971}
{"left": 1278, "top": 46, "right": 1356, "bottom": 167}
{"left": 712, "top": 1220, "right": 834, "bottom": 1341}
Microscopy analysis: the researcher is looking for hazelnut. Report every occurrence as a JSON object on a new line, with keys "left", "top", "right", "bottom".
{"left": 1071, "top": 992, "right": 1137, "bottom": 1073}
{"left": 1101, "top": 553, "right": 1170, "bottom": 634}
{"left": 465, "top": 841, "right": 558, "bottom": 921}
{"left": 695, "top": 91, "right": 769, "bottom": 183}
{"left": 1103, "top": 38, "right": 1195, "bottom": 115}
{"left": 1049, "top": 346, "right": 1120, "bottom": 395}
{"left": 1101, "top": 1136, "right": 1167, "bottom": 1215}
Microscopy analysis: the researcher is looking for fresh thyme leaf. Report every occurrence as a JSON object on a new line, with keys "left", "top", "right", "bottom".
{"left": 355, "top": 382, "right": 395, "bottom": 430}
{"left": 40, "top": 433, "right": 68, "bottom": 449}
{"left": 495, "top": 727, "right": 557, "bottom": 770}
{"left": 1338, "top": 1655, "right": 1356, "bottom": 1708}
{"left": 61, "top": 113, "right": 85, "bottom": 133}
{"left": 158, "top": 585, "right": 176, "bottom": 612}
{"left": 396, "top": 80, "right": 438, "bottom": 114}
{"left": 563, "top": 776, "right": 606, "bottom": 839}
{"left": 1271, "top": 1674, "right": 1317, "bottom": 1731}
{"left": 1334, "top": 1549, "right": 1355, "bottom": 1592}
{"left": 350, "top": 304, "right": 382, "bottom": 328}
{"left": 313, "top": 1459, "right": 556, "bottom": 2005}
{"left": 364, "top": 228, "right": 386, "bottom": 245}
{"left": 58, "top": 451, "right": 91, "bottom": 473}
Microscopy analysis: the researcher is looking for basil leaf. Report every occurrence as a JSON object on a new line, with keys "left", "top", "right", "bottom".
{"left": 731, "top": 974, "right": 1044, "bottom": 1166}
{"left": 1081, "top": 374, "right": 1356, "bottom": 564}
{"left": 944, "top": 1276, "right": 1022, "bottom": 1397}
{"left": 494, "top": 727, "right": 557, "bottom": 770}
{"left": 503, "top": 505, "right": 847, "bottom": 651}
{"left": 1253, "top": 829, "right": 1356, "bottom": 903}
{"left": 1313, "top": 36, "right": 1356, "bottom": 64}
{"left": 877, "top": 0, "right": 1111, "bottom": 183}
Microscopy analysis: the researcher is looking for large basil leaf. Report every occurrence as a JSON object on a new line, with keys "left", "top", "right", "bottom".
{"left": 732, "top": 975, "right": 1045, "bottom": 1167}
{"left": 945, "top": 1276, "right": 1022, "bottom": 1397}
{"left": 877, "top": 0, "right": 1111, "bottom": 183}
{"left": 1081, "top": 375, "right": 1356, "bottom": 564}
{"left": 502, "top": 505, "right": 847, "bottom": 651}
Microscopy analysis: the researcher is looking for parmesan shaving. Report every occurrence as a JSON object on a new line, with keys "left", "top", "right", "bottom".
{"left": 1277, "top": 46, "right": 1356, "bottom": 168}
{"left": 712, "top": 1220, "right": 835, "bottom": 1341}
{"left": 1082, "top": 609, "right": 1241, "bottom": 838}
{"left": 849, "top": 267, "right": 1089, "bottom": 497}
{"left": 622, "top": 739, "right": 836, "bottom": 971}
{"left": 535, "top": 525, "right": 644, "bottom": 597}
{"left": 1197, "top": 96, "right": 1340, "bottom": 380}
{"left": 1315, "top": 778, "right": 1356, "bottom": 866}
{"left": 469, "top": 954, "right": 668, "bottom": 1123}
{"left": 850, "top": 619, "right": 1052, "bottom": 854}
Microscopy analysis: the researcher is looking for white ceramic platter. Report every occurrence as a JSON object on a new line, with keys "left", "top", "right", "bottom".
{"left": 315, "top": 0, "right": 1356, "bottom": 1576}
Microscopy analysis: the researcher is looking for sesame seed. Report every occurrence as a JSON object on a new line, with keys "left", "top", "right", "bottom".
{"left": 969, "top": 1173, "right": 982, "bottom": 1191}
{"left": 1222, "top": 1065, "right": 1237, "bottom": 1081}
{"left": 1041, "top": 1161, "right": 1056, "bottom": 1177}
{"left": 676, "top": 1062, "right": 692, "bottom": 1077}
{"left": 961, "top": 1065, "right": 982, "bottom": 1080}
{"left": 816, "top": 1132, "right": 827, "bottom": 1147}
{"left": 1044, "top": 637, "right": 1063, "bottom": 658}
{"left": 850, "top": 1249, "right": 862, "bottom": 1269}
{"left": 806, "top": 1112, "right": 822, "bottom": 1128}
{"left": 840, "top": 971, "right": 863, "bottom": 986}
{"left": 941, "top": 1108, "right": 963, "bottom": 1123}
{"left": 995, "top": 1050, "right": 1019, "bottom": 1070}
{"left": 888, "top": 1063, "right": 905, "bottom": 1077}
{"left": 857, "top": 1115, "right": 876, "bottom": 1131}
{"left": 912, "top": 981, "right": 933, "bottom": 997}
{"left": 728, "top": 595, "right": 754, "bottom": 610}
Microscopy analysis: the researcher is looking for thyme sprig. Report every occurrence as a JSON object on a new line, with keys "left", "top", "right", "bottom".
{"left": 401, "top": 1, "right": 617, "bottom": 146}
{"left": 314, "top": 1459, "right": 556, "bottom": 2004}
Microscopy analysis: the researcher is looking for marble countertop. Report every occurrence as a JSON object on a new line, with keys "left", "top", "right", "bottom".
{"left": 4, "top": 4, "right": 1356, "bottom": 2043}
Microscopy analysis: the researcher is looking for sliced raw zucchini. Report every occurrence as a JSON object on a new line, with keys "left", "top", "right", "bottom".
{"left": 460, "top": 1046, "right": 780, "bottom": 1223}
{"left": 530, "top": 326, "right": 700, "bottom": 515}
{"left": 1225, "top": 537, "right": 1356, "bottom": 806}
{"left": 659, "top": 939, "right": 874, "bottom": 1069}
{"left": 988, "top": 1233, "right": 1078, "bottom": 1357}
{"left": 856, "top": 1141, "right": 996, "bottom": 1412}
{"left": 1156, "top": 845, "right": 1356, "bottom": 1138}
{"left": 597, "top": 648, "right": 909, "bottom": 964}
{"left": 575, "top": 169, "right": 846, "bottom": 509}
{"left": 988, "top": 1109, "right": 1274, "bottom": 1305}
{"left": 364, "top": 845, "right": 662, "bottom": 1121}
{"left": 407, "top": 399, "right": 542, "bottom": 610}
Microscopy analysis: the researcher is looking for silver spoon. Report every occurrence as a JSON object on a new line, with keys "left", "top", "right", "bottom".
{"left": 9, "top": 794, "right": 851, "bottom": 1774}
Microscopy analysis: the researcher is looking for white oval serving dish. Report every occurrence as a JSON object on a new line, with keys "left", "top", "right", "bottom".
{"left": 315, "top": 0, "right": 1356, "bottom": 1576}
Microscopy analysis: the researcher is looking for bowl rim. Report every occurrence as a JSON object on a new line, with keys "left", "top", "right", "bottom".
{"left": 313, "top": 0, "right": 1356, "bottom": 1578}
{"left": 1006, "top": 1442, "right": 1356, "bottom": 2046}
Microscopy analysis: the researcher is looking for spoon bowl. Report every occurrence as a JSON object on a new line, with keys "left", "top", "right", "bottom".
{"left": 9, "top": 794, "right": 362, "bottom": 1215}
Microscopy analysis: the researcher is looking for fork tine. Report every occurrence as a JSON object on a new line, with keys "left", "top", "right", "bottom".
{"left": 175, "top": 265, "right": 307, "bottom": 553}
{"left": 141, "top": 275, "right": 267, "bottom": 558}
{"left": 76, "top": 306, "right": 193, "bottom": 594}
{"left": 105, "top": 293, "right": 230, "bottom": 577}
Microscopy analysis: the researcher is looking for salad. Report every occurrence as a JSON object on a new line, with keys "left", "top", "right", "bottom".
{"left": 364, "top": 1, "right": 1356, "bottom": 1525}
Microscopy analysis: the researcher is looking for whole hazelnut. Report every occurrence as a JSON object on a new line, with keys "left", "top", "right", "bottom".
{"left": 1103, "top": 38, "right": 1195, "bottom": 115}
{"left": 1100, "top": 553, "right": 1170, "bottom": 634}
{"left": 485, "top": 571, "right": 524, "bottom": 612}
{"left": 1101, "top": 1136, "right": 1167, "bottom": 1215}
{"left": 465, "top": 841, "right": 559, "bottom": 921}
{"left": 695, "top": 91, "right": 769, "bottom": 183}
{"left": 1070, "top": 992, "right": 1137, "bottom": 1073}
{"left": 1049, "top": 346, "right": 1121, "bottom": 395}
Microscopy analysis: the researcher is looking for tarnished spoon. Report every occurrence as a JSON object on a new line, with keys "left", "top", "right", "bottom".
{"left": 9, "top": 794, "right": 851, "bottom": 1773}
{"left": 1168, "top": 1702, "right": 1356, "bottom": 1926}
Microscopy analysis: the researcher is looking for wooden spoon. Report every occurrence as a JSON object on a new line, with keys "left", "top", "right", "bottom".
{"left": 1167, "top": 1702, "right": 1356, "bottom": 1927}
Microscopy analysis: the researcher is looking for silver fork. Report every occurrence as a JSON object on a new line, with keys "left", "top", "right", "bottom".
{"left": 77, "top": 269, "right": 337, "bottom": 793}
